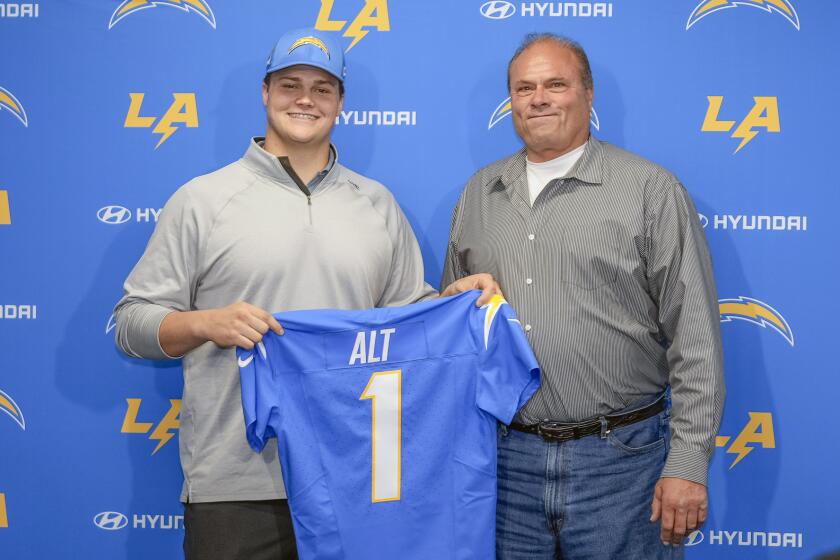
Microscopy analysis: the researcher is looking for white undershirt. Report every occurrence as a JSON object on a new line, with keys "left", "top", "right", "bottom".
{"left": 525, "top": 144, "right": 586, "bottom": 205}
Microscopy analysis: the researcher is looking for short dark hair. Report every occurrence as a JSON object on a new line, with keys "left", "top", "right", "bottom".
{"left": 263, "top": 72, "right": 345, "bottom": 97}
{"left": 507, "top": 33, "right": 593, "bottom": 93}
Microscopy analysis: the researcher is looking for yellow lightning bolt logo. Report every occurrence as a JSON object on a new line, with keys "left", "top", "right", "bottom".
{"left": 719, "top": 296, "right": 793, "bottom": 345}
{"left": 148, "top": 400, "right": 181, "bottom": 455}
{"left": 109, "top": 0, "right": 216, "bottom": 29}
{"left": 687, "top": 0, "right": 800, "bottom": 30}
{"left": 716, "top": 412, "right": 775, "bottom": 468}
{"left": 730, "top": 122, "right": 759, "bottom": 153}
{"left": 153, "top": 122, "right": 178, "bottom": 149}
{"left": 315, "top": 0, "right": 390, "bottom": 52}
{"left": 121, "top": 398, "right": 181, "bottom": 455}
{"left": 0, "top": 86, "right": 29, "bottom": 127}
{"left": 0, "top": 389, "right": 25, "bottom": 431}
{"left": 488, "top": 96, "right": 600, "bottom": 131}
{"left": 731, "top": 97, "right": 780, "bottom": 152}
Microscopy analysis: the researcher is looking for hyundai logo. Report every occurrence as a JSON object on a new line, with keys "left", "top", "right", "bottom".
{"left": 97, "top": 206, "right": 131, "bottom": 225}
{"left": 94, "top": 511, "right": 128, "bottom": 530}
{"left": 698, "top": 213, "right": 709, "bottom": 228}
{"left": 685, "top": 530, "right": 705, "bottom": 546}
{"left": 480, "top": 0, "right": 515, "bottom": 19}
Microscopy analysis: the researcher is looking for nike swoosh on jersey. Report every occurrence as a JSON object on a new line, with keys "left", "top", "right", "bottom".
{"left": 238, "top": 354, "right": 254, "bottom": 367}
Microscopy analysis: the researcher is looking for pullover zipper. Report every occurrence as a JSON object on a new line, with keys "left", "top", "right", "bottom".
{"left": 277, "top": 156, "right": 314, "bottom": 226}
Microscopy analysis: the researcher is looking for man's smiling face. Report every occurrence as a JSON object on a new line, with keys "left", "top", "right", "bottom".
{"left": 262, "top": 65, "right": 343, "bottom": 150}
{"left": 508, "top": 41, "right": 593, "bottom": 162}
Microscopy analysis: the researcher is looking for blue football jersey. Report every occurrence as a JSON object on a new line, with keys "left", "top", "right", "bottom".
{"left": 237, "top": 290, "right": 540, "bottom": 560}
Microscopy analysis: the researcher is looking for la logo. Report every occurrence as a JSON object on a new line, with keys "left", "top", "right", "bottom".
{"left": 716, "top": 411, "right": 776, "bottom": 468}
{"left": 315, "top": 0, "right": 390, "bottom": 51}
{"left": 124, "top": 93, "right": 199, "bottom": 149}
{"left": 121, "top": 398, "right": 181, "bottom": 455}
{"left": 702, "top": 96, "right": 780, "bottom": 153}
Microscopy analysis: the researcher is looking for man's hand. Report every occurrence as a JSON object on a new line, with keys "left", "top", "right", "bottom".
{"left": 650, "top": 477, "right": 708, "bottom": 546}
{"left": 440, "top": 273, "right": 502, "bottom": 306}
{"left": 198, "top": 302, "right": 284, "bottom": 349}
{"left": 159, "top": 302, "right": 284, "bottom": 357}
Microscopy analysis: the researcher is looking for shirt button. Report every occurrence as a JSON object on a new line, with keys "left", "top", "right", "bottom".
{"left": 524, "top": 324, "right": 532, "bottom": 332}
{"left": 526, "top": 278, "right": 533, "bottom": 285}
{"left": 528, "top": 234, "right": 535, "bottom": 241}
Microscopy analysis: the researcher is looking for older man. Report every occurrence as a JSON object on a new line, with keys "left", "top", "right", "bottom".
{"left": 442, "top": 33, "right": 724, "bottom": 559}
{"left": 115, "top": 27, "right": 496, "bottom": 560}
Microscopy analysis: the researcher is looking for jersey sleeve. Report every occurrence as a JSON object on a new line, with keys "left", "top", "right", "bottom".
{"left": 237, "top": 339, "right": 278, "bottom": 453}
{"left": 475, "top": 296, "right": 541, "bottom": 424}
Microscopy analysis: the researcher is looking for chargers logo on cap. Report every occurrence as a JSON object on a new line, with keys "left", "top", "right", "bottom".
{"left": 0, "top": 86, "right": 28, "bottom": 127}
{"left": 488, "top": 97, "right": 599, "bottom": 131}
{"left": 686, "top": 0, "right": 799, "bottom": 30}
{"left": 109, "top": 0, "right": 216, "bottom": 29}
{"left": 0, "top": 389, "right": 25, "bottom": 431}
{"left": 288, "top": 36, "right": 331, "bottom": 58}
{"left": 719, "top": 296, "right": 794, "bottom": 346}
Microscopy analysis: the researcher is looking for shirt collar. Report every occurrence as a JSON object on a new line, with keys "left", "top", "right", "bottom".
{"left": 241, "top": 137, "right": 340, "bottom": 189}
{"left": 499, "top": 135, "right": 604, "bottom": 197}
{"left": 565, "top": 135, "right": 604, "bottom": 185}
{"left": 309, "top": 145, "right": 336, "bottom": 190}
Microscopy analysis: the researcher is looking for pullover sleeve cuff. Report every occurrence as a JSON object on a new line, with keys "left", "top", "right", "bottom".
{"left": 661, "top": 447, "right": 711, "bottom": 486}
{"left": 119, "top": 304, "right": 181, "bottom": 360}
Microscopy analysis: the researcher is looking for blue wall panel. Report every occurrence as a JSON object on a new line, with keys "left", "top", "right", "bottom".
{"left": 1, "top": 1, "right": 836, "bottom": 557}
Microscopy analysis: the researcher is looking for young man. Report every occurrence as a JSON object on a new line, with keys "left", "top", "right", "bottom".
{"left": 115, "top": 28, "right": 496, "bottom": 560}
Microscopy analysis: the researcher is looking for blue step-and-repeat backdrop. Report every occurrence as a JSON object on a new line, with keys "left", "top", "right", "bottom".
{"left": 1, "top": 1, "right": 838, "bottom": 558}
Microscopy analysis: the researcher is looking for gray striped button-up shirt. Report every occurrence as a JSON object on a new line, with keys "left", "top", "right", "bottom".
{"left": 442, "top": 136, "right": 725, "bottom": 485}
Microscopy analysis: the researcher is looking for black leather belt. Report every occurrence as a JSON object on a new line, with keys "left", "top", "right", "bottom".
{"left": 509, "top": 397, "right": 665, "bottom": 443}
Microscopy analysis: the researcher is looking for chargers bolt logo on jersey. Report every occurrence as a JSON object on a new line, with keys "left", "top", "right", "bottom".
{"left": 482, "top": 294, "right": 509, "bottom": 348}
{"left": 109, "top": 0, "right": 216, "bottom": 29}
{"left": 686, "top": 0, "right": 799, "bottom": 30}
{"left": 0, "top": 86, "right": 28, "bottom": 127}
{"left": 315, "top": 0, "right": 390, "bottom": 52}
{"left": 719, "top": 296, "right": 793, "bottom": 346}
{"left": 489, "top": 97, "right": 599, "bottom": 131}
{"left": 0, "top": 389, "right": 25, "bottom": 430}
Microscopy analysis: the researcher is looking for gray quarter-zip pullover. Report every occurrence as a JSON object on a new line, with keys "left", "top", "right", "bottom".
{"left": 115, "top": 138, "right": 436, "bottom": 502}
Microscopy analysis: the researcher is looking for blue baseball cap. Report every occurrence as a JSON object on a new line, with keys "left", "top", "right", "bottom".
{"left": 265, "top": 28, "right": 346, "bottom": 83}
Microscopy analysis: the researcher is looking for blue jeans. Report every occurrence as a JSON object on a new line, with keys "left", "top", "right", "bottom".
{"left": 496, "top": 407, "right": 682, "bottom": 560}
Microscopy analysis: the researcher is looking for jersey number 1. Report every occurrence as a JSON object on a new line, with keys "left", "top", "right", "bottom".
{"left": 359, "top": 370, "right": 402, "bottom": 503}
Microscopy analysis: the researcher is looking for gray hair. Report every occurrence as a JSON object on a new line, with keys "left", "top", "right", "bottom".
{"left": 507, "top": 33, "right": 593, "bottom": 92}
